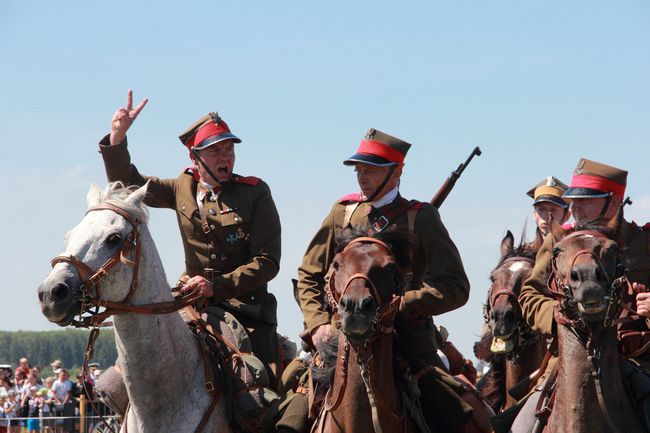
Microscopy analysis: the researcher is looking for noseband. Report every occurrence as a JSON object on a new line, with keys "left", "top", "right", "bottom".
{"left": 548, "top": 230, "right": 627, "bottom": 329}
{"left": 324, "top": 237, "right": 404, "bottom": 341}
{"left": 487, "top": 256, "right": 535, "bottom": 314}
{"left": 50, "top": 205, "right": 201, "bottom": 328}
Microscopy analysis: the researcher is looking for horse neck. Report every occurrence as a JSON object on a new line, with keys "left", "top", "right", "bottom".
{"left": 111, "top": 228, "right": 205, "bottom": 421}
{"left": 333, "top": 331, "right": 404, "bottom": 431}
{"left": 552, "top": 322, "right": 641, "bottom": 433}
{"left": 504, "top": 332, "right": 546, "bottom": 409}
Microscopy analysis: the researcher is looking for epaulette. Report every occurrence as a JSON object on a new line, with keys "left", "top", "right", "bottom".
{"left": 408, "top": 200, "right": 428, "bottom": 210}
{"left": 562, "top": 222, "right": 576, "bottom": 231}
{"left": 184, "top": 166, "right": 200, "bottom": 182}
{"left": 642, "top": 222, "right": 650, "bottom": 231}
{"left": 338, "top": 193, "right": 363, "bottom": 203}
{"left": 231, "top": 175, "right": 261, "bottom": 186}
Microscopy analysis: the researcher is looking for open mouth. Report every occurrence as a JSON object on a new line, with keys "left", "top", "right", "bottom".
{"left": 578, "top": 300, "right": 606, "bottom": 318}
{"left": 217, "top": 166, "right": 229, "bottom": 177}
{"left": 490, "top": 331, "right": 515, "bottom": 354}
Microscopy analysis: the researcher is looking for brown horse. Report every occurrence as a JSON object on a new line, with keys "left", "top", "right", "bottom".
{"left": 311, "top": 229, "right": 492, "bottom": 433}
{"left": 311, "top": 229, "right": 415, "bottom": 433}
{"left": 476, "top": 231, "right": 547, "bottom": 412}
{"left": 519, "top": 229, "right": 643, "bottom": 433}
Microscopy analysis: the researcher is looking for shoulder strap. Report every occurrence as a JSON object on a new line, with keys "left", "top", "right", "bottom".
{"left": 343, "top": 203, "right": 360, "bottom": 228}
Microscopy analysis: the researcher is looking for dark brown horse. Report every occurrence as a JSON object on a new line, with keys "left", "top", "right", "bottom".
{"left": 311, "top": 229, "right": 492, "bottom": 433}
{"left": 476, "top": 231, "right": 547, "bottom": 412}
{"left": 524, "top": 229, "right": 643, "bottom": 433}
{"left": 311, "top": 229, "right": 415, "bottom": 433}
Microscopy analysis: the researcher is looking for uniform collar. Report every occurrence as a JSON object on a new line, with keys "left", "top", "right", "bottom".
{"left": 370, "top": 186, "right": 399, "bottom": 208}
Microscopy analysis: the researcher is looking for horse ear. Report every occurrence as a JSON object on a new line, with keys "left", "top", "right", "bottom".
{"left": 125, "top": 181, "right": 150, "bottom": 208}
{"left": 86, "top": 183, "right": 103, "bottom": 209}
{"left": 501, "top": 231, "right": 515, "bottom": 258}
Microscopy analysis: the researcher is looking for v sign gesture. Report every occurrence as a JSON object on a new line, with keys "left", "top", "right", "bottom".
{"left": 110, "top": 89, "right": 149, "bottom": 145}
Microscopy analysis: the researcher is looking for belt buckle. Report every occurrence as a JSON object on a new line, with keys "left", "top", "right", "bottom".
{"left": 204, "top": 268, "right": 214, "bottom": 280}
{"left": 371, "top": 216, "right": 390, "bottom": 233}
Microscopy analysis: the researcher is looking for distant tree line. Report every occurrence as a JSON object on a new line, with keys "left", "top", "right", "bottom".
{"left": 0, "top": 329, "right": 117, "bottom": 370}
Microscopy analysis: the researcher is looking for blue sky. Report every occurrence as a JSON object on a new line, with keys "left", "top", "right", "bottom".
{"left": 1, "top": 0, "right": 649, "bottom": 360}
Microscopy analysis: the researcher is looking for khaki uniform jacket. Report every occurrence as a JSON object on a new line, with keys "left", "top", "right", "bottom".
{"left": 297, "top": 193, "right": 470, "bottom": 335}
{"left": 520, "top": 220, "right": 650, "bottom": 336}
{"left": 99, "top": 135, "right": 281, "bottom": 324}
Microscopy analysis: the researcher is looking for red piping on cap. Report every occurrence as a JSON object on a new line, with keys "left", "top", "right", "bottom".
{"left": 356, "top": 140, "right": 405, "bottom": 165}
{"left": 569, "top": 173, "right": 625, "bottom": 197}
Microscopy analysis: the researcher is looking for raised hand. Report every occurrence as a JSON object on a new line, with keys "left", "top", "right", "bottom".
{"left": 109, "top": 89, "right": 149, "bottom": 145}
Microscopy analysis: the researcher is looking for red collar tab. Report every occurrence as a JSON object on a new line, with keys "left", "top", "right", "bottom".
{"left": 231, "top": 175, "right": 260, "bottom": 186}
{"left": 569, "top": 173, "right": 625, "bottom": 197}
{"left": 357, "top": 140, "right": 405, "bottom": 165}
{"left": 339, "top": 193, "right": 363, "bottom": 203}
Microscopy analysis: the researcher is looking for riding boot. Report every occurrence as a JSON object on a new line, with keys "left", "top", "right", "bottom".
{"left": 621, "top": 359, "right": 650, "bottom": 430}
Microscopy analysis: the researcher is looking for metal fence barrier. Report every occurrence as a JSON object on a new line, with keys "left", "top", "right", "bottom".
{"left": 0, "top": 396, "right": 120, "bottom": 433}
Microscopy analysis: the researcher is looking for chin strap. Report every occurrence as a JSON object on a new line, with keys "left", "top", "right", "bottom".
{"left": 191, "top": 148, "right": 225, "bottom": 186}
{"left": 366, "top": 165, "right": 397, "bottom": 202}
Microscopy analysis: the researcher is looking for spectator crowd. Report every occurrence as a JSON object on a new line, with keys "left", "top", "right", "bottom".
{"left": 0, "top": 357, "right": 107, "bottom": 433}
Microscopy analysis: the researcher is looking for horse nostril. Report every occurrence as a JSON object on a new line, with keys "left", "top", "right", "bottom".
{"left": 504, "top": 309, "right": 515, "bottom": 323}
{"left": 38, "top": 287, "right": 45, "bottom": 302}
{"left": 339, "top": 295, "right": 352, "bottom": 312}
{"left": 358, "top": 296, "right": 376, "bottom": 313}
{"left": 51, "top": 283, "right": 70, "bottom": 302}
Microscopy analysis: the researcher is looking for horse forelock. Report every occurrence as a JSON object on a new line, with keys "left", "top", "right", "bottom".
{"left": 92, "top": 182, "right": 150, "bottom": 224}
{"left": 335, "top": 226, "right": 412, "bottom": 269}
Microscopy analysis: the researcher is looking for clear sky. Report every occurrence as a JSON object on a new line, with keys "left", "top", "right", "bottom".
{"left": 1, "top": 0, "right": 649, "bottom": 361}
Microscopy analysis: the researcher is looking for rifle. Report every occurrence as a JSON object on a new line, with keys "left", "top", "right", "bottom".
{"left": 431, "top": 146, "right": 482, "bottom": 209}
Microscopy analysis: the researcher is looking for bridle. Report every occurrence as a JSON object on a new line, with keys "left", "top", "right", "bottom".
{"left": 486, "top": 256, "right": 535, "bottom": 318}
{"left": 547, "top": 230, "right": 634, "bottom": 433}
{"left": 48, "top": 204, "right": 218, "bottom": 433}
{"left": 50, "top": 205, "right": 201, "bottom": 328}
{"left": 324, "top": 237, "right": 404, "bottom": 345}
{"left": 321, "top": 236, "right": 407, "bottom": 432}
{"left": 548, "top": 230, "right": 629, "bottom": 330}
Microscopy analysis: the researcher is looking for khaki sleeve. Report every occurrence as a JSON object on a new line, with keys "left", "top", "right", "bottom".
{"left": 402, "top": 207, "right": 470, "bottom": 316}
{"left": 296, "top": 203, "right": 340, "bottom": 333}
{"left": 98, "top": 134, "right": 176, "bottom": 209}
{"left": 519, "top": 234, "right": 557, "bottom": 335}
{"left": 212, "top": 182, "right": 281, "bottom": 300}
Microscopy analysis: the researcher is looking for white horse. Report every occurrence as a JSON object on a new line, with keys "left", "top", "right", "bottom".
{"left": 38, "top": 182, "right": 231, "bottom": 433}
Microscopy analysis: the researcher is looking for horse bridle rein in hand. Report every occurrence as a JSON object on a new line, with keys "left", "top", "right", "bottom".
{"left": 49, "top": 204, "right": 218, "bottom": 433}
{"left": 50, "top": 205, "right": 202, "bottom": 328}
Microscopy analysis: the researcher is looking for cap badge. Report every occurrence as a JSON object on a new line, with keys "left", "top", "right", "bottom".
{"left": 545, "top": 176, "right": 557, "bottom": 187}
{"left": 209, "top": 112, "right": 222, "bottom": 124}
{"left": 364, "top": 129, "right": 376, "bottom": 140}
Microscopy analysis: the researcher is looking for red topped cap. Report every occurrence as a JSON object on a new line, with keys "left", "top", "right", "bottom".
{"left": 178, "top": 112, "right": 241, "bottom": 154}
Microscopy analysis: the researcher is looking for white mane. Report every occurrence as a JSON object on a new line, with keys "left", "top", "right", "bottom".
{"left": 91, "top": 182, "right": 150, "bottom": 224}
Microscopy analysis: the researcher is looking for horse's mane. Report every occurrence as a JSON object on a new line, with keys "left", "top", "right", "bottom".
{"left": 92, "top": 182, "right": 150, "bottom": 224}
{"left": 334, "top": 227, "right": 412, "bottom": 269}
{"left": 310, "top": 335, "right": 339, "bottom": 390}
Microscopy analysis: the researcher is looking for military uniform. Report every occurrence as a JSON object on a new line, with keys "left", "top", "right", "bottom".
{"left": 517, "top": 158, "right": 650, "bottom": 430}
{"left": 295, "top": 129, "right": 472, "bottom": 432}
{"left": 98, "top": 113, "right": 282, "bottom": 386}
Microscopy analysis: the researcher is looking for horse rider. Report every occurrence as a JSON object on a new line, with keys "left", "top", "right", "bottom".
{"left": 526, "top": 176, "right": 570, "bottom": 249}
{"left": 283, "top": 128, "right": 474, "bottom": 432}
{"left": 97, "top": 90, "right": 283, "bottom": 389}
{"left": 518, "top": 158, "right": 650, "bottom": 427}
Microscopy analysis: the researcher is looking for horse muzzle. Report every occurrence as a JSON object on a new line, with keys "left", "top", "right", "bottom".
{"left": 38, "top": 271, "right": 82, "bottom": 326}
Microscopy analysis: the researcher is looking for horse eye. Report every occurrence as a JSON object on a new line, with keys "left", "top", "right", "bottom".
{"left": 332, "top": 261, "right": 340, "bottom": 270}
{"left": 552, "top": 247, "right": 561, "bottom": 258}
{"left": 570, "top": 270, "right": 579, "bottom": 282}
{"left": 106, "top": 233, "right": 122, "bottom": 245}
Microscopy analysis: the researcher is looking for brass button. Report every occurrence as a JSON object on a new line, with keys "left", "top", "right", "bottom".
{"left": 210, "top": 224, "right": 216, "bottom": 230}
{"left": 210, "top": 254, "right": 217, "bottom": 260}
{"left": 209, "top": 209, "right": 216, "bottom": 216}
{"left": 234, "top": 217, "right": 240, "bottom": 222}
{"left": 209, "top": 196, "right": 217, "bottom": 202}
{"left": 250, "top": 295, "right": 255, "bottom": 301}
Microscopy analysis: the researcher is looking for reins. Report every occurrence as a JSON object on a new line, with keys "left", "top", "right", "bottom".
{"left": 49, "top": 204, "right": 222, "bottom": 433}
{"left": 322, "top": 236, "right": 407, "bottom": 432}
{"left": 547, "top": 230, "right": 635, "bottom": 433}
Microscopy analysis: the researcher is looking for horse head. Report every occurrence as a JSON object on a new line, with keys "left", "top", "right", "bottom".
{"left": 485, "top": 231, "right": 536, "bottom": 354}
{"left": 38, "top": 182, "right": 150, "bottom": 326}
{"left": 550, "top": 227, "right": 622, "bottom": 325}
{"left": 327, "top": 228, "right": 411, "bottom": 345}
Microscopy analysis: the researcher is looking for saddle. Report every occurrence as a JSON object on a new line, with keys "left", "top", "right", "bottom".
{"left": 185, "top": 305, "right": 282, "bottom": 433}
